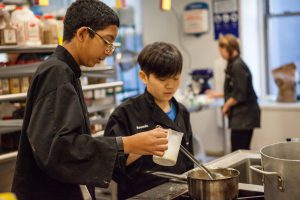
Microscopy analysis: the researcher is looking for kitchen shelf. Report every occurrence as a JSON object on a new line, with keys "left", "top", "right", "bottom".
{"left": 0, "top": 82, "right": 123, "bottom": 135}
{"left": 0, "top": 64, "right": 116, "bottom": 79}
{"left": 0, "top": 81, "right": 123, "bottom": 102}
{"left": 0, "top": 119, "right": 22, "bottom": 135}
{"left": 87, "top": 103, "right": 115, "bottom": 113}
{"left": 0, "top": 44, "right": 57, "bottom": 53}
{"left": 0, "top": 108, "right": 112, "bottom": 135}
{"left": 0, "top": 126, "right": 21, "bottom": 135}
{"left": 0, "top": 119, "right": 22, "bottom": 127}
{"left": 0, "top": 93, "right": 27, "bottom": 102}
{"left": 81, "top": 66, "right": 116, "bottom": 78}
{"left": 0, "top": 151, "right": 17, "bottom": 164}
{"left": 81, "top": 66, "right": 114, "bottom": 71}
{"left": 81, "top": 81, "right": 123, "bottom": 91}
{"left": 89, "top": 116, "right": 109, "bottom": 126}
{"left": 0, "top": 44, "right": 122, "bottom": 139}
{"left": 0, "top": 62, "right": 42, "bottom": 78}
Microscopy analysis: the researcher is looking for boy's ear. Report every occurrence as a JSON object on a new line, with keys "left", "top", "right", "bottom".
{"left": 139, "top": 70, "right": 148, "bottom": 84}
{"left": 75, "top": 27, "right": 88, "bottom": 42}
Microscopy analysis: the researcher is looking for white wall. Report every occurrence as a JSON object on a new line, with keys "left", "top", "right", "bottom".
{"left": 252, "top": 105, "right": 300, "bottom": 151}
{"left": 142, "top": 0, "right": 220, "bottom": 87}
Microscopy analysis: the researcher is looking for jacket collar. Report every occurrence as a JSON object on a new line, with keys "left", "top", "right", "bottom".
{"left": 54, "top": 45, "right": 82, "bottom": 78}
{"left": 143, "top": 89, "right": 181, "bottom": 131}
{"left": 226, "top": 56, "right": 240, "bottom": 74}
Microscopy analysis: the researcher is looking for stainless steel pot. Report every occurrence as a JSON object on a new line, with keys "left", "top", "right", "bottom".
{"left": 150, "top": 167, "right": 239, "bottom": 200}
{"left": 250, "top": 142, "right": 300, "bottom": 200}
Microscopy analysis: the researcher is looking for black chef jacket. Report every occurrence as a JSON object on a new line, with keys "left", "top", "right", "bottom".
{"left": 12, "top": 46, "right": 120, "bottom": 200}
{"left": 224, "top": 56, "right": 261, "bottom": 129}
{"left": 104, "top": 90, "right": 194, "bottom": 199}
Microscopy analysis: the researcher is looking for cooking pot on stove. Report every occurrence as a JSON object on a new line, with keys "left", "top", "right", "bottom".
{"left": 250, "top": 142, "right": 300, "bottom": 200}
{"left": 150, "top": 167, "right": 239, "bottom": 200}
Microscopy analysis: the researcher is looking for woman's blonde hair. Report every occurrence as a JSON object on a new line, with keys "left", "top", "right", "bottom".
{"left": 218, "top": 34, "right": 240, "bottom": 60}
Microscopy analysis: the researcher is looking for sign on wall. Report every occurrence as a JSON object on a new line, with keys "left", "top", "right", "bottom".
{"left": 213, "top": 0, "right": 239, "bottom": 40}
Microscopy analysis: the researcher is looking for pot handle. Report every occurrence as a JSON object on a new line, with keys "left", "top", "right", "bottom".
{"left": 250, "top": 165, "right": 285, "bottom": 192}
{"left": 147, "top": 171, "right": 187, "bottom": 181}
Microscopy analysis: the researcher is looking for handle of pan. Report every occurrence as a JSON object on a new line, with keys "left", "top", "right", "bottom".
{"left": 250, "top": 165, "right": 284, "bottom": 192}
{"left": 146, "top": 171, "right": 187, "bottom": 183}
{"left": 180, "top": 145, "right": 215, "bottom": 180}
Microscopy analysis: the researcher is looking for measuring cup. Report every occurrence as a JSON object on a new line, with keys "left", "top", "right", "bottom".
{"left": 153, "top": 129, "right": 183, "bottom": 166}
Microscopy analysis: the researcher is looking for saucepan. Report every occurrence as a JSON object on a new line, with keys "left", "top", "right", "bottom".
{"left": 149, "top": 167, "right": 240, "bottom": 200}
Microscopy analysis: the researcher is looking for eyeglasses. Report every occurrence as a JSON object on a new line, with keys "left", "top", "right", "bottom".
{"left": 87, "top": 27, "right": 116, "bottom": 54}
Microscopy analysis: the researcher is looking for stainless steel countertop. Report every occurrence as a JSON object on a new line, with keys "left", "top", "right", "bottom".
{"left": 129, "top": 150, "right": 264, "bottom": 199}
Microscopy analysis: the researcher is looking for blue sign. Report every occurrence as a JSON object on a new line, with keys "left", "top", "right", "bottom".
{"left": 214, "top": 11, "right": 239, "bottom": 40}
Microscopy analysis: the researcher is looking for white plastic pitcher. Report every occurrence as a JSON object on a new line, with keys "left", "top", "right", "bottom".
{"left": 153, "top": 129, "right": 183, "bottom": 166}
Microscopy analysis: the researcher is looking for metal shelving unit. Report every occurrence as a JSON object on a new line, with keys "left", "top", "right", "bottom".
{"left": 0, "top": 62, "right": 42, "bottom": 78}
{"left": 0, "top": 45, "right": 57, "bottom": 53}
{"left": 0, "top": 93, "right": 27, "bottom": 102}
{"left": 0, "top": 82, "right": 123, "bottom": 102}
{"left": 0, "top": 82, "right": 123, "bottom": 135}
{"left": 0, "top": 64, "right": 116, "bottom": 79}
{"left": 0, "top": 45, "right": 123, "bottom": 138}
{"left": 81, "top": 66, "right": 116, "bottom": 78}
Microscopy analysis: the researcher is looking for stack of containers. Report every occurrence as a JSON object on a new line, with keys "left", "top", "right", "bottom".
{"left": 11, "top": 7, "right": 41, "bottom": 46}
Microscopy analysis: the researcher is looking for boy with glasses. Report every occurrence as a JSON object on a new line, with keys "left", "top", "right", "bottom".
{"left": 12, "top": 1, "right": 168, "bottom": 200}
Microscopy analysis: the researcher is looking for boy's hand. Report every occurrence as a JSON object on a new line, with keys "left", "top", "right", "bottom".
{"left": 122, "top": 127, "right": 168, "bottom": 156}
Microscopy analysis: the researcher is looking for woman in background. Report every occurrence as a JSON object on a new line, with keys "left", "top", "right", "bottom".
{"left": 206, "top": 34, "right": 260, "bottom": 152}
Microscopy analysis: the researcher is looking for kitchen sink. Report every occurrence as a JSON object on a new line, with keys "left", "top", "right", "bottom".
{"left": 229, "top": 157, "right": 263, "bottom": 185}
{"left": 206, "top": 150, "right": 263, "bottom": 186}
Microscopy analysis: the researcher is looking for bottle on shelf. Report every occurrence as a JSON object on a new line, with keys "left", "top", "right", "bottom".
{"left": 1, "top": 78, "right": 9, "bottom": 94}
{"left": 11, "top": 6, "right": 42, "bottom": 46}
{"left": 9, "top": 78, "right": 20, "bottom": 94}
{"left": 0, "top": 4, "right": 17, "bottom": 45}
{"left": 20, "top": 77, "right": 29, "bottom": 93}
{"left": 43, "top": 15, "right": 58, "bottom": 44}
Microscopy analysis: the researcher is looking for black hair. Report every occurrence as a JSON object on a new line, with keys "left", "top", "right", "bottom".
{"left": 137, "top": 42, "right": 183, "bottom": 78}
{"left": 63, "top": 0, "right": 120, "bottom": 42}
